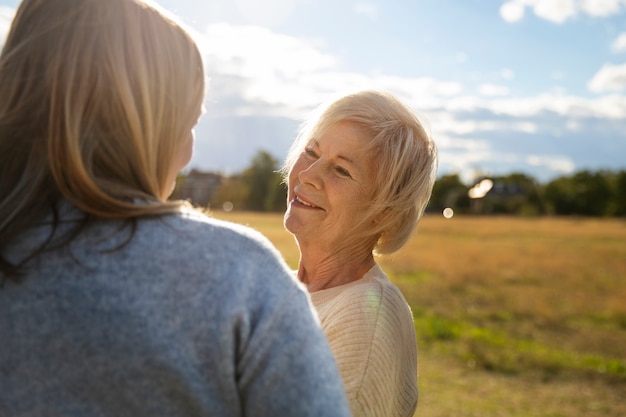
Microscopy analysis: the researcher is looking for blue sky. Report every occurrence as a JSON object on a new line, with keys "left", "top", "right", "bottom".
{"left": 1, "top": 0, "right": 625, "bottom": 183}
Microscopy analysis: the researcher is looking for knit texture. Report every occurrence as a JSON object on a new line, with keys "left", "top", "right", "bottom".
{"left": 0, "top": 205, "right": 351, "bottom": 417}
{"left": 310, "top": 264, "right": 418, "bottom": 417}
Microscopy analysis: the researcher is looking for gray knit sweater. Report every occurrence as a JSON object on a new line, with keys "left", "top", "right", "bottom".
{"left": 0, "top": 206, "right": 351, "bottom": 417}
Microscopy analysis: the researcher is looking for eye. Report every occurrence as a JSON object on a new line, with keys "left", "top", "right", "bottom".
{"left": 303, "top": 147, "right": 318, "bottom": 159}
{"left": 334, "top": 166, "right": 352, "bottom": 178}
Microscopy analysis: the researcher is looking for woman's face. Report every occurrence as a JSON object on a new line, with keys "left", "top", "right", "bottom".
{"left": 284, "top": 121, "right": 377, "bottom": 249}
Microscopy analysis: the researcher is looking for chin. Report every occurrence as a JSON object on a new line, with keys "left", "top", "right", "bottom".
{"left": 283, "top": 210, "right": 301, "bottom": 235}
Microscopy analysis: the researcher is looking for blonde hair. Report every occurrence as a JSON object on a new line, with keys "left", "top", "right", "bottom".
{"left": 282, "top": 90, "right": 438, "bottom": 254}
{"left": 0, "top": 0, "right": 205, "bottom": 278}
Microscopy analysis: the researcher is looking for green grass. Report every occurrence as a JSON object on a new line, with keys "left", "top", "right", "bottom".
{"left": 212, "top": 211, "right": 626, "bottom": 417}
{"left": 414, "top": 310, "right": 625, "bottom": 380}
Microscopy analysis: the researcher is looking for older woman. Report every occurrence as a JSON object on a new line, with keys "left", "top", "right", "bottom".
{"left": 282, "top": 90, "right": 438, "bottom": 417}
{"left": 0, "top": 1, "right": 351, "bottom": 416}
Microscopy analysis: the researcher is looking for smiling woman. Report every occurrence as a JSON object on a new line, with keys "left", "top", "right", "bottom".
{"left": 284, "top": 120, "right": 376, "bottom": 253}
{"left": 281, "top": 90, "right": 438, "bottom": 417}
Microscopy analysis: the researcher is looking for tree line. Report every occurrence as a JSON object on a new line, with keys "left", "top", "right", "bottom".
{"left": 430, "top": 170, "right": 626, "bottom": 217}
{"left": 199, "top": 150, "right": 287, "bottom": 212}
{"left": 176, "top": 150, "right": 626, "bottom": 217}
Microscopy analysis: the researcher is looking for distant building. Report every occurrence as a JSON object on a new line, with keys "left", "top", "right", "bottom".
{"left": 174, "top": 169, "right": 223, "bottom": 207}
{"left": 469, "top": 177, "right": 532, "bottom": 214}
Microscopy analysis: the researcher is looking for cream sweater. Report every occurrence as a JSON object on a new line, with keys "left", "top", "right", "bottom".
{"left": 310, "top": 264, "right": 418, "bottom": 417}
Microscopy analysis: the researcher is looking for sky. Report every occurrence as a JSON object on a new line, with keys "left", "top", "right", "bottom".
{"left": 1, "top": 0, "right": 625, "bottom": 184}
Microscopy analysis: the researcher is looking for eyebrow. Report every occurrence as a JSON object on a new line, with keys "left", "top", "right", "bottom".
{"left": 310, "top": 141, "right": 359, "bottom": 169}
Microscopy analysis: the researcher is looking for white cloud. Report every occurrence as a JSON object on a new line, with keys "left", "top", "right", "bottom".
{"left": 200, "top": 23, "right": 339, "bottom": 115}
{"left": 354, "top": 3, "right": 379, "bottom": 20}
{"left": 434, "top": 134, "right": 491, "bottom": 152}
{"left": 533, "top": 0, "right": 577, "bottom": 23}
{"left": 435, "top": 144, "right": 502, "bottom": 185}
{"left": 199, "top": 23, "right": 465, "bottom": 117}
{"left": 477, "top": 83, "right": 510, "bottom": 96}
{"left": 500, "top": 1, "right": 526, "bottom": 22}
{"left": 202, "top": 24, "right": 336, "bottom": 77}
{"left": 588, "top": 63, "right": 626, "bottom": 92}
{"left": 443, "top": 93, "right": 626, "bottom": 119}
{"left": 527, "top": 155, "right": 575, "bottom": 174}
{"left": 611, "top": 32, "right": 626, "bottom": 53}
{"left": 580, "top": 0, "right": 626, "bottom": 17}
{"left": 592, "top": 93, "right": 626, "bottom": 118}
{"left": 431, "top": 116, "right": 537, "bottom": 135}
{"left": 499, "top": 0, "right": 626, "bottom": 23}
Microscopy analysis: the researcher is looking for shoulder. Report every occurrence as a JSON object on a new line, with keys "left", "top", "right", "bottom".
{"left": 312, "top": 265, "right": 414, "bottom": 346}
{"left": 134, "top": 208, "right": 286, "bottom": 264}
{"left": 314, "top": 265, "right": 412, "bottom": 323}
{"left": 89, "top": 210, "right": 312, "bottom": 341}
{"left": 63, "top": 208, "right": 305, "bottom": 309}
{"left": 156, "top": 208, "right": 276, "bottom": 247}
{"left": 131, "top": 209, "right": 302, "bottom": 295}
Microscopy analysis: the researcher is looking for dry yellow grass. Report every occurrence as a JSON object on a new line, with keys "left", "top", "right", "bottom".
{"left": 211, "top": 211, "right": 626, "bottom": 417}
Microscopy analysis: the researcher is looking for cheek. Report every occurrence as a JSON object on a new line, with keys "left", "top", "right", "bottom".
{"left": 177, "top": 130, "right": 195, "bottom": 170}
{"left": 339, "top": 185, "right": 371, "bottom": 214}
{"left": 288, "top": 157, "right": 306, "bottom": 187}
{"left": 287, "top": 171, "right": 297, "bottom": 198}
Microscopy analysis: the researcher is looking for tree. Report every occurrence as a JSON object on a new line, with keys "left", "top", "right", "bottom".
{"left": 210, "top": 150, "right": 287, "bottom": 212}
{"left": 211, "top": 175, "right": 249, "bottom": 211}
{"left": 544, "top": 175, "right": 575, "bottom": 215}
{"left": 572, "top": 171, "right": 612, "bottom": 216}
{"left": 265, "top": 174, "right": 288, "bottom": 212}
{"left": 544, "top": 170, "right": 613, "bottom": 216}
{"left": 428, "top": 174, "right": 470, "bottom": 214}
{"left": 239, "top": 150, "right": 286, "bottom": 212}
{"left": 601, "top": 170, "right": 626, "bottom": 217}
{"left": 485, "top": 173, "right": 544, "bottom": 216}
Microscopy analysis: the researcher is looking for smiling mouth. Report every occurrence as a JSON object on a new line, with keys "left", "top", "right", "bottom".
{"left": 294, "top": 195, "right": 320, "bottom": 209}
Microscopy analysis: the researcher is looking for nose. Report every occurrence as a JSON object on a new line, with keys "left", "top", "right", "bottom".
{"left": 297, "top": 159, "right": 323, "bottom": 190}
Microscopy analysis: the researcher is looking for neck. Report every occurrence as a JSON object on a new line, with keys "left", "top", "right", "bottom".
{"left": 296, "top": 242, "right": 375, "bottom": 292}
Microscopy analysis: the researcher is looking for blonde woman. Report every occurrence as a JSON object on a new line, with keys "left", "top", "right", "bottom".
{"left": 0, "top": 1, "right": 351, "bottom": 416}
{"left": 282, "top": 90, "right": 438, "bottom": 417}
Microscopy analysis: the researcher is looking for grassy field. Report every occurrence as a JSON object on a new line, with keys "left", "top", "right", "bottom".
{"left": 212, "top": 211, "right": 626, "bottom": 417}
